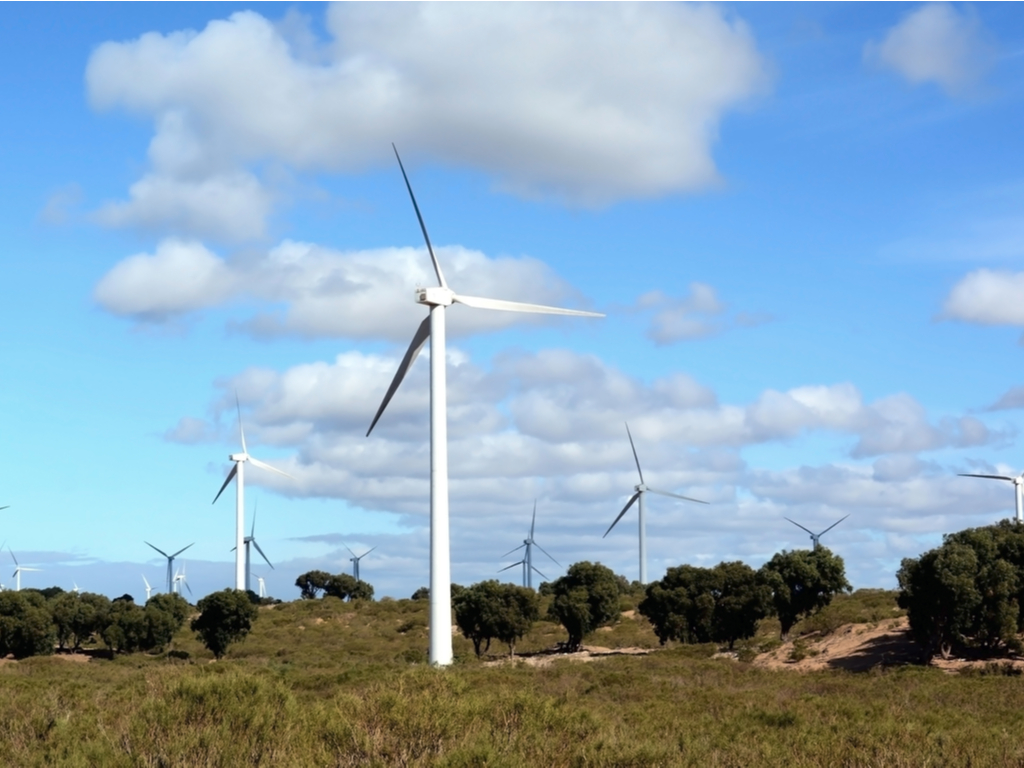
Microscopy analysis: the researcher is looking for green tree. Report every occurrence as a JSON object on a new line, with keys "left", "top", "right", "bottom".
{"left": 101, "top": 599, "right": 148, "bottom": 655}
{"left": 295, "top": 570, "right": 332, "bottom": 600}
{"left": 641, "top": 561, "right": 774, "bottom": 649}
{"left": 191, "top": 589, "right": 259, "bottom": 659}
{"left": 144, "top": 592, "right": 190, "bottom": 650}
{"left": 548, "top": 562, "right": 620, "bottom": 652}
{"left": 324, "top": 573, "right": 375, "bottom": 601}
{"left": 454, "top": 580, "right": 540, "bottom": 657}
{"left": 760, "top": 547, "right": 851, "bottom": 640}
{"left": 50, "top": 591, "right": 110, "bottom": 651}
{"left": 0, "top": 591, "right": 55, "bottom": 658}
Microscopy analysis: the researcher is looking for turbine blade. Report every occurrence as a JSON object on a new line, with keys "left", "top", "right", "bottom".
{"left": 529, "top": 564, "right": 549, "bottom": 582}
{"left": 142, "top": 575, "right": 150, "bottom": 589}
{"left": 0, "top": 506, "right": 9, "bottom": 511}
{"left": 235, "top": 393, "right": 247, "bottom": 455}
{"left": 499, "top": 561, "right": 525, "bottom": 573}
{"left": 250, "top": 501, "right": 257, "bottom": 538}
{"left": 533, "top": 541, "right": 560, "bottom": 567}
{"left": 604, "top": 492, "right": 641, "bottom": 538}
{"left": 252, "top": 539, "right": 274, "bottom": 569}
{"left": 625, "top": 422, "right": 644, "bottom": 485}
{"left": 959, "top": 474, "right": 1015, "bottom": 482}
{"left": 344, "top": 545, "right": 358, "bottom": 559}
{"left": 171, "top": 543, "right": 194, "bottom": 559}
{"left": 501, "top": 543, "right": 527, "bottom": 558}
{"left": 818, "top": 514, "right": 849, "bottom": 536}
{"left": 184, "top": 580, "right": 193, "bottom": 597}
{"left": 366, "top": 315, "right": 431, "bottom": 436}
{"left": 453, "top": 293, "right": 603, "bottom": 317}
{"left": 9, "top": 548, "right": 18, "bottom": 566}
{"left": 248, "top": 456, "right": 295, "bottom": 480}
{"left": 785, "top": 518, "right": 816, "bottom": 536}
{"left": 646, "top": 488, "right": 708, "bottom": 504}
{"left": 361, "top": 546, "right": 377, "bottom": 560}
{"left": 213, "top": 464, "right": 238, "bottom": 504}
{"left": 530, "top": 501, "right": 537, "bottom": 540}
{"left": 393, "top": 144, "right": 448, "bottom": 289}
{"left": 144, "top": 541, "right": 169, "bottom": 559}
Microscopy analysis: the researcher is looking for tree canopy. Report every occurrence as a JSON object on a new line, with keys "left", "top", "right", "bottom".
{"left": 453, "top": 580, "right": 540, "bottom": 657}
{"left": 191, "top": 589, "right": 259, "bottom": 659}
{"left": 761, "top": 547, "right": 851, "bottom": 640}
{"left": 547, "top": 561, "right": 620, "bottom": 652}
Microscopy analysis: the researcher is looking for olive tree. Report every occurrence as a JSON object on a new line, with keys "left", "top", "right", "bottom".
{"left": 454, "top": 580, "right": 540, "bottom": 657}
{"left": 760, "top": 547, "right": 851, "bottom": 641}
{"left": 191, "top": 589, "right": 259, "bottom": 659}
{"left": 0, "top": 591, "right": 55, "bottom": 658}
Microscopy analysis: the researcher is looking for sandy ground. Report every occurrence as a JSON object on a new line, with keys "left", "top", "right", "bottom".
{"left": 483, "top": 645, "right": 653, "bottom": 668}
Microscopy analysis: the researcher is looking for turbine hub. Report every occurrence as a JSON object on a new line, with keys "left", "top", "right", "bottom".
{"left": 230, "top": 453, "right": 247, "bottom": 462}
{"left": 636, "top": 484, "right": 647, "bottom": 492}
{"left": 416, "top": 286, "right": 454, "bottom": 307}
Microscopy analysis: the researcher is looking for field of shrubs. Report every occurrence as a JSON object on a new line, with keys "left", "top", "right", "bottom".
{"left": 4, "top": 585, "right": 1024, "bottom": 767}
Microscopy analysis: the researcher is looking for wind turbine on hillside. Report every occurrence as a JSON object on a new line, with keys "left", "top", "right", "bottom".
{"left": 499, "top": 502, "right": 559, "bottom": 590}
{"left": 9, "top": 549, "right": 40, "bottom": 591}
{"left": 366, "top": 145, "right": 603, "bottom": 666}
{"left": 230, "top": 502, "right": 273, "bottom": 593}
{"left": 958, "top": 471, "right": 1024, "bottom": 523}
{"left": 142, "top": 574, "right": 153, "bottom": 601}
{"left": 253, "top": 574, "right": 267, "bottom": 599}
{"left": 603, "top": 423, "right": 707, "bottom": 584}
{"left": 785, "top": 515, "right": 848, "bottom": 550}
{"left": 345, "top": 546, "right": 375, "bottom": 582}
{"left": 145, "top": 541, "right": 193, "bottom": 594}
{"left": 172, "top": 563, "right": 192, "bottom": 598}
{"left": 213, "top": 398, "right": 294, "bottom": 592}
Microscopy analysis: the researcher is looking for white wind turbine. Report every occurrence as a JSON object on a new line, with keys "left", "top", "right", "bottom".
{"left": 173, "top": 562, "right": 193, "bottom": 598}
{"left": 346, "top": 546, "right": 376, "bottom": 582}
{"left": 959, "top": 470, "right": 1024, "bottom": 523}
{"left": 145, "top": 541, "right": 193, "bottom": 594}
{"left": 500, "top": 502, "right": 559, "bottom": 590}
{"left": 786, "top": 515, "right": 848, "bottom": 550}
{"left": 9, "top": 548, "right": 40, "bottom": 591}
{"left": 367, "top": 146, "right": 603, "bottom": 666}
{"left": 231, "top": 502, "right": 273, "bottom": 593}
{"left": 603, "top": 423, "right": 707, "bottom": 585}
{"left": 213, "top": 398, "right": 294, "bottom": 591}
{"left": 253, "top": 574, "right": 267, "bottom": 599}
{"left": 142, "top": 574, "right": 153, "bottom": 601}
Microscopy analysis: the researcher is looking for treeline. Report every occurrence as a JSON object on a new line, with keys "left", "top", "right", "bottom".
{"left": 294, "top": 570, "right": 374, "bottom": 601}
{"left": 0, "top": 589, "right": 191, "bottom": 658}
{"left": 454, "top": 550, "right": 852, "bottom": 657}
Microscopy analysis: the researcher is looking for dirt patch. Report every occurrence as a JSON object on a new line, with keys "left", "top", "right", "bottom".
{"left": 483, "top": 645, "right": 653, "bottom": 668}
{"left": 52, "top": 652, "right": 92, "bottom": 663}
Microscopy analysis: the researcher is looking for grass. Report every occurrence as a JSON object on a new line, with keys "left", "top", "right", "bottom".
{"left": 6, "top": 589, "right": 1018, "bottom": 767}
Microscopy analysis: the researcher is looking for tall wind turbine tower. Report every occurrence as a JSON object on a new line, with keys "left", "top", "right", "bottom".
{"left": 785, "top": 515, "right": 848, "bottom": 550}
{"left": 145, "top": 541, "right": 193, "bottom": 594}
{"left": 959, "top": 471, "right": 1024, "bottom": 523}
{"left": 232, "top": 503, "right": 273, "bottom": 593}
{"left": 604, "top": 423, "right": 707, "bottom": 585}
{"left": 9, "top": 549, "right": 39, "bottom": 591}
{"left": 213, "top": 399, "right": 294, "bottom": 591}
{"left": 346, "top": 546, "right": 376, "bottom": 582}
{"left": 500, "top": 502, "right": 559, "bottom": 590}
{"left": 367, "top": 146, "right": 603, "bottom": 666}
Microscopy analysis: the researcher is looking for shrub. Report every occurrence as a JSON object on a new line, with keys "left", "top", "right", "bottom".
{"left": 191, "top": 589, "right": 259, "bottom": 659}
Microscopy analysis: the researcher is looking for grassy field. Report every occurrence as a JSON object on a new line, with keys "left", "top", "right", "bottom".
{"left": 3, "top": 590, "right": 1023, "bottom": 767}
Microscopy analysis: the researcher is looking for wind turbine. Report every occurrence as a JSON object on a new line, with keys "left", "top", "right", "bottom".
{"left": 345, "top": 546, "right": 376, "bottom": 582}
{"left": 785, "top": 515, "right": 849, "bottom": 550}
{"left": 253, "top": 574, "right": 267, "bottom": 599}
{"left": 959, "top": 471, "right": 1024, "bottom": 523}
{"left": 603, "top": 423, "right": 707, "bottom": 585}
{"left": 173, "top": 563, "right": 193, "bottom": 598}
{"left": 142, "top": 574, "right": 153, "bottom": 601}
{"left": 366, "top": 145, "right": 603, "bottom": 666}
{"left": 499, "top": 502, "right": 559, "bottom": 590}
{"left": 213, "top": 398, "right": 294, "bottom": 592}
{"left": 230, "top": 502, "right": 273, "bottom": 593}
{"left": 72, "top": 582, "right": 80, "bottom": 594}
{"left": 145, "top": 541, "right": 193, "bottom": 593}
{"left": 9, "top": 549, "right": 40, "bottom": 591}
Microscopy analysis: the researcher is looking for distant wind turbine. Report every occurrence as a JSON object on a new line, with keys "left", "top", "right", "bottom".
{"left": 173, "top": 563, "right": 192, "bottom": 598}
{"left": 253, "top": 574, "right": 267, "bottom": 599}
{"left": 142, "top": 574, "right": 153, "bottom": 601}
{"left": 500, "top": 502, "right": 559, "bottom": 590}
{"left": 145, "top": 541, "right": 193, "bottom": 594}
{"left": 603, "top": 423, "right": 707, "bottom": 584}
{"left": 345, "top": 546, "right": 376, "bottom": 582}
{"left": 959, "top": 471, "right": 1024, "bottom": 523}
{"left": 72, "top": 582, "right": 80, "bottom": 594}
{"left": 230, "top": 502, "right": 273, "bottom": 593}
{"left": 9, "top": 548, "right": 40, "bottom": 591}
{"left": 785, "top": 515, "right": 848, "bottom": 550}
{"left": 366, "top": 145, "right": 603, "bottom": 666}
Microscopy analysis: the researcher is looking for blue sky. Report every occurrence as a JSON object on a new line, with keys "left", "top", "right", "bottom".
{"left": 1, "top": 2, "right": 1023, "bottom": 601}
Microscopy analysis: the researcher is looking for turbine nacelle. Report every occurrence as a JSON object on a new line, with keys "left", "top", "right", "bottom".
{"left": 230, "top": 452, "right": 248, "bottom": 462}
{"left": 417, "top": 287, "right": 454, "bottom": 306}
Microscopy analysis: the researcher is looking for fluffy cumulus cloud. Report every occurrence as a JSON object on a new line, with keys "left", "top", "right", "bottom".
{"left": 170, "top": 347, "right": 1014, "bottom": 588}
{"left": 85, "top": 4, "right": 769, "bottom": 237}
{"left": 941, "top": 269, "right": 1024, "bottom": 326}
{"left": 865, "top": 3, "right": 994, "bottom": 95}
{"left": 94, "top": 238, "right": 595, "bottom": 340}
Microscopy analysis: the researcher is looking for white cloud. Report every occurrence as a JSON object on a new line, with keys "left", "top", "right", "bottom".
{"left": 636, "top": 284, "right": 770, "bottom": 345}
{"left": 988, "top": 386, "right": 1024, "bottom": 411}
{"left": 865, "top": 3, "right": 993, "bottom": 95}
{"left": 85, "top": 4, "right": 769, "bottom": 237}
{"left": 941, "top": 269, "right": 1024, "bottom": 325}
{"left": 94, "top": 238, "right": 595, "bottom": 340}
{"left": 93, "top": 239, "right": 236, "bottom": 320}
